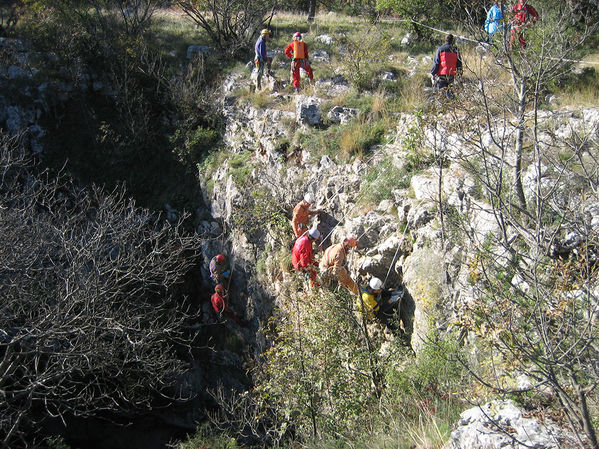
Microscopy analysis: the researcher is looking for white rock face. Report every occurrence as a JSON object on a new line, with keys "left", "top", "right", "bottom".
{"left": 445, "top": 400, "right": 578, "bottom": 449}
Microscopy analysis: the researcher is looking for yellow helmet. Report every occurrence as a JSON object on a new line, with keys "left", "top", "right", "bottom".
{"left": 260, "top": 29, "right": 271, "bottom": 36}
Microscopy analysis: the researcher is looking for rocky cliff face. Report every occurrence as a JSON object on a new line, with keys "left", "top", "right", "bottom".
{"left": 5, "top": 32, "right": 599, "bottom": 448}
{"left": 204, "top": 70, "right": 599, "bottom": 355}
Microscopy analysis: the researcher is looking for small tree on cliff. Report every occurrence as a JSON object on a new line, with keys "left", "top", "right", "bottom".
{"left": 430, "top": 2, "right": 599, "bottom": 447}
{"left": 0, "top": 135, "right": 201, "bottom": 448}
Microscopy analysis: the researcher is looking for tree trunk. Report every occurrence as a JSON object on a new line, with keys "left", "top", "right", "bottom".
{"left": 307, "top": 0, "right": 316, "bottom": 22}
{"left": 514, "top": 78, "right": 527, "bottom": 214}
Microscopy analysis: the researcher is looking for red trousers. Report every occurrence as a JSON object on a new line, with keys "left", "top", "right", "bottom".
{"left": 510, "top": 27, "right": 527, "bottom": 48}
{"left": 291, "top": 59, "right": 313, "bottom": 88}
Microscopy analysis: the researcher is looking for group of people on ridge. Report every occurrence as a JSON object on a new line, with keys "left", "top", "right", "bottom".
{"left": 254, "top": 29, "right": 313, "bottom": 93}
{"left": 485, "top": 0, "right": 539, "bottom": 48}
{"left": 430, "top": 0, "right": 539, "bottom": 93}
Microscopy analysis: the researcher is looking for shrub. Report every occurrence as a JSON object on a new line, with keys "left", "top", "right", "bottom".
{"left": 171, "top": 124, "right": 219, "bottom": 167}
{"left": 339, "top": 119, "right": 387, "bottom": 159}
{"left": 359, "top": 156, "right": 409, "bottom": 206}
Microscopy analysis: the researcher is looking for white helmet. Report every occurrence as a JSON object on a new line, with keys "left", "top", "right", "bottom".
{"left": 308, "top": 228, "right": 320, "bottom": 239}
{"left": 369, "top": 277, "right": 383, "bottom": 290}
{"left": 304, "top": 193, "right": 314, "bottom": 204}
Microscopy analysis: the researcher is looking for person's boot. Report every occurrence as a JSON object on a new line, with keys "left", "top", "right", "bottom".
{"left": 294, "top": 86, "right": 299, "bottom": 93}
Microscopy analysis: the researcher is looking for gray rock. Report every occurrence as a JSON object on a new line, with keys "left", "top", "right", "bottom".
{"left": 327, "top": 105, "right": 359, "bottom": 124}
{"left": 445, "top": 400, "right": 578, "bottom": 449}
{"left": 381, "top": 71, "right": 398, "bottom": 81}
{"left": 311, "top": 49, "right": 329, "bottom": 62}
{"left": 186, "top": 45, "right": 211, "bottom": 60}
{"left": 401, "top": 33, "right": 414, "bottom": 46}
{"left": 296, "top": 96, "right": 321, "bottom": 126}
{"left": 316, "top": 34, "right": 334, "bottom": 45}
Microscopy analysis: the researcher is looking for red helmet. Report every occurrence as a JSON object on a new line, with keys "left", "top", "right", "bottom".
{"left": 293, "top": 32, "right": 302, "bottom": 39}
{"left": 344, "top": 237, "right": 357, "bottom": 248}
{"left": 215, "top": 284, "right": 224, "bottom": 293}
{"left": 216, "top": 254, "right": 225, "bottom": 263}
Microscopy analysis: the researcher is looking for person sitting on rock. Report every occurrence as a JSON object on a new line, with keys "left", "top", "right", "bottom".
{"left": 284, "top": 32, "right": 314, "bottom": 93}
{"left": 209, "top": 253, "right": 231, "bottom": 285}
{"left": 211, "top": 284, "right": 243, "bottom": 326}
{"left": 319, "top": 236, "right": 359, "bottom": 294}
{"left": 292, "top": 228, "right": 320, "bottom": 287}
{"left": 254, "top": 28, "right": 272, "bottom": 91}
{"left": 292, "top": 193, "right": 321, "bottom": 238}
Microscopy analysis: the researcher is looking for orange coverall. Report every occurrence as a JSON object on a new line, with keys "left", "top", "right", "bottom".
{"left": 292, "top": 200, "right": 318, "bottom": 238}
{"left": 284, "top": 40, "right": 314, "bottom": 89}
{"left": 319, "top": 243, "right": 359, "bottom": 294}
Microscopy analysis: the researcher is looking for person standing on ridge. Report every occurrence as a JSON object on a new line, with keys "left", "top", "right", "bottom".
{"left": 319, "top": 236, "right": 359, "bottom": 294}
{"left": 510, "top": 0, "right": 539, "bottom": 49}
{"left": 284, "top": 32, "right": 314, "bottom": 93}
{"left": 485, "top": 1, "right": 506, "bottom": 41}
{"left": 430, "top": 34, "right": 463, "bottom": 92}
{"left": 292, "top": 228, "right": 320, "bottom": 286}
{"left": 254, "top": 28, "right": 272, "bottom": 91}
{"left": 292, "top": 193, "right": 320, "bottom": 238}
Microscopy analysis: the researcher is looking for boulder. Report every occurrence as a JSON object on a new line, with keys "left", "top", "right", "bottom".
{"left": 445, "top": 400, "right": 578, "bottom": 449}
{"left": 327, "top": 105, "right": 359, "bottom": 124}
{"left": 316, "top": 34, "right": 334, "bottom": 45}
{"left": 311, "top": 49, "right": 330, "bottom": 62}
{"left": 186, "top": 45, "right": 211, "bottom": 59}
{"left": 401, "top": 33, "right": 414, "bottom": 46}
{"left": 296, "top": 96, "right": 321, "bottom": 126}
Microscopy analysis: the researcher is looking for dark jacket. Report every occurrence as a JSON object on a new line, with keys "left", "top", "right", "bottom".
{"left": 431, "top": 43, "right": 462, "bottom": 77}
{"left": 255, "top": 36, "right": 267, "bottom": 62}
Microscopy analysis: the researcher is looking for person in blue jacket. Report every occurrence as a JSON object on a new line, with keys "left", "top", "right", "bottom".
{"left": 254, "top": 28, "right": 272, "bottom": 90}
{"left": 485, "top": 0, "right": 506, "bottom": 41}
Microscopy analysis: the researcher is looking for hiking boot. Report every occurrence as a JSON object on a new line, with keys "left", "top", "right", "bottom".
{"left": 294, "top": 87, "right": 299, "bottom": 93}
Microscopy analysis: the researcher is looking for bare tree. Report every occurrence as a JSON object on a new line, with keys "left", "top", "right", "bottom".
{"left": 0, "top": 134, "right": 202, "bottom": 448}
{"left": 429, "top": 3, "right": 599, "bottom": 447}
{"left": 176, "top": 0, "right": 277, "bottom": 54}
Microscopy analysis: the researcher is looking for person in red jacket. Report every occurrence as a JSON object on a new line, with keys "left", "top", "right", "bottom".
{"left": 510, "top": 0, "right": 539, "bottom": 49}
{"left": 211, "top": 284, "right": 243, "bottom": 325}
{"left": 284, "top": 32, "right": 314, "bottom": 93}
{"left": 430, "top": 34, "right": 463, "bottom": 92}
{"left": 292, "top": 228, "right": 320, "bottom": 286}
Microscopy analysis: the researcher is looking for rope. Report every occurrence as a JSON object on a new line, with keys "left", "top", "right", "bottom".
{"left": 316, "top": 134, "right": 395, "bottom": 249}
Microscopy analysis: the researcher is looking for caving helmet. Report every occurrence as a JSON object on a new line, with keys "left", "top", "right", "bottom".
{"left": 308, "top": 228, "right": 321, "bottom": 239}
{"left": 215, "top": 284, "right": 225, "bottom": 293}
{"left": 293, "top": 32, "right": 302, "bottom": 40}
{"left": 216, "top": 254, "right": 226, "bottom": 264}
{"left": 304, "top": 193, "right": 314, "bottom": 204}
{"left": 369, "top": 277, "right": 383, "bottom": 290}
{"left": 344, "top": 237, "right": 357, "bottom": 248}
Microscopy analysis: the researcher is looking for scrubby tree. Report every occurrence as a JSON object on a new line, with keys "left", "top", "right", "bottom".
{"left": 176, "top": 0, "right": 277, "bottom": 54}
{"left": 0, "top": 135, "right": 202, "bottom": 448}
{"left": 427, "top": 2, "right": 599, "bottom": 447}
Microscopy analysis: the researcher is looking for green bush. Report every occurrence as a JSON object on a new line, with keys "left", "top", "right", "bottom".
{"left": 176, "top": 423, "right": 239, "bottom": 449}
{"left": 171, "top": 125, "right": 219, "bottom": 167}
{"left": 359, "top": 156, "right": 409, "bottom": 206}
